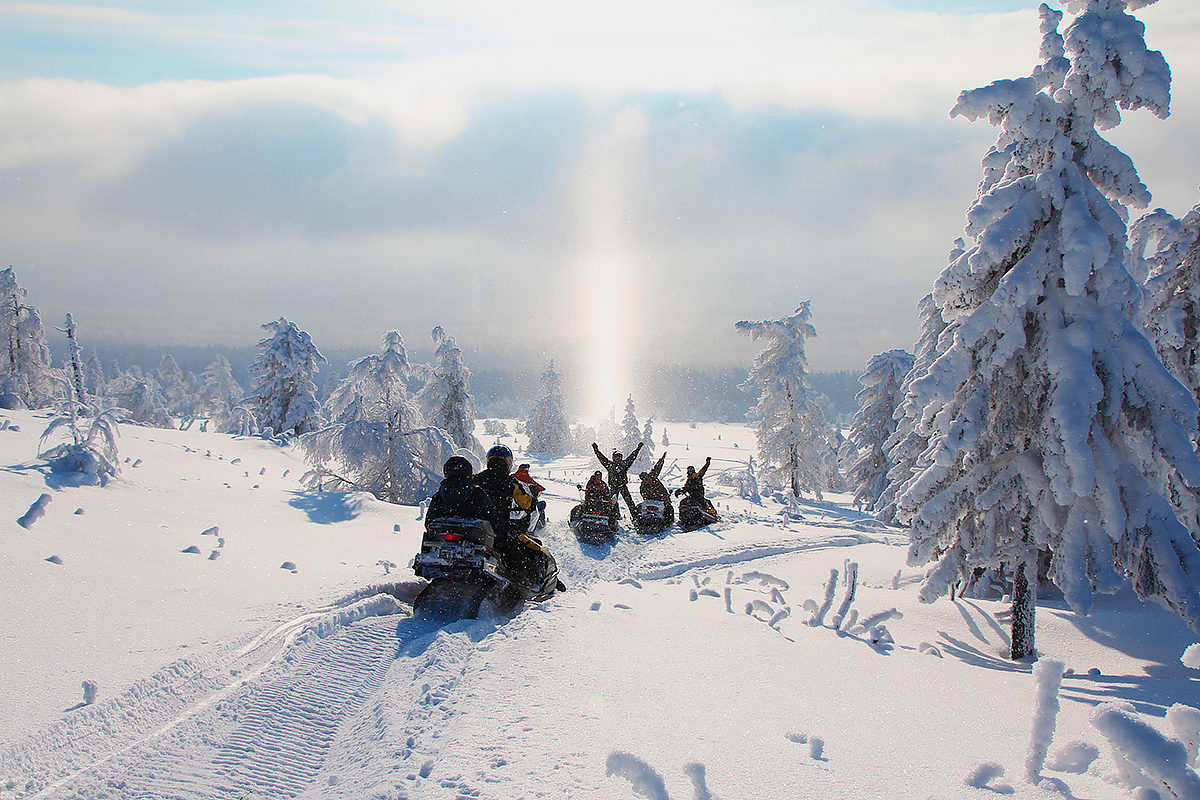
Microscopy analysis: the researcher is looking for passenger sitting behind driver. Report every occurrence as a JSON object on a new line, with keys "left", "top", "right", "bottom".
{"left": 425, "top": 456, "right": 501, "bottom": 532}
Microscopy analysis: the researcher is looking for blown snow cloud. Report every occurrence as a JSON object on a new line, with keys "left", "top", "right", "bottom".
{"left": 0, "top": 0, "right": 1197, "bottom": 371}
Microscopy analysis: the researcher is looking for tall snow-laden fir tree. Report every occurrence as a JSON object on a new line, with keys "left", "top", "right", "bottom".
{"left": 302, "top": 331, "right": 450, "bottom": 503}
{"left": 416, "top": 327, "right": 481, "bottom": 455}
{"left": 526, "top": 360, "right": 571, "bottom": 456}
{"left": 736, "top": 301, "right": 831, "bottom": 500}
{"left": 897, "top": 1, "right": 1200, "bottom": 660}
{"left": 846, "top": 349, "right": 915, "bottom": 512}
{"left": 247, "top": 317, "right": 326, "bottom": 437}
{"left": 0, "top": 267, "right": 55, "bottom": 408}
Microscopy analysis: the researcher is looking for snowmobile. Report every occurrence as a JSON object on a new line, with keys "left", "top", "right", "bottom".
{"left": 677, "top": 495, "right": 720, "bottom": 532}
{"left": 631, "top": 498, "right": 673, "bottom": 535}
{"left": 411, "top": 517, "right": 560, "bottom": 618}
{"left": 569, "top": 487, "right": 620, "bottom": 545}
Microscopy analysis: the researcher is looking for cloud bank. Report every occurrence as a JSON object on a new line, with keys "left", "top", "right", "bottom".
{"left": 0, "top": 1, "right": 1197, "bottom": 381}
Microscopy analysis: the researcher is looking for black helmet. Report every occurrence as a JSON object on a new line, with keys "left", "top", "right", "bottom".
{"left": 443, "top": 455, "right": 473, "bottom": 479}
{"left": 613, "top": 451, "right": 622, "bottom": 461}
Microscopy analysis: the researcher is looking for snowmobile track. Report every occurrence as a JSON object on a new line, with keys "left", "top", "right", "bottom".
{"left": 36, "top": 615, "right": 405, "bottom": 800}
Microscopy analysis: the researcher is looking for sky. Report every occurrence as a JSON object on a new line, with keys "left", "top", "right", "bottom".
{"left": 1, "top": 1, "right": 1199, "bottom": 408}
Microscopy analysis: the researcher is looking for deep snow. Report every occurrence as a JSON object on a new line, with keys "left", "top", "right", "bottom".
{"left": 1, "top": 409, "right": 1198, "bottom": 799}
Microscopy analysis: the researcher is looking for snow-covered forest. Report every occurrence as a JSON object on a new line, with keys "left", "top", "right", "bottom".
{"left": 4, "top": 1, "right": 1200, "bottom": 798}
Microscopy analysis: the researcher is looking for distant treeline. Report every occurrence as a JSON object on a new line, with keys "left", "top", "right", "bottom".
{"left": 51, "top": 340, "right": 864, "bottom": 425}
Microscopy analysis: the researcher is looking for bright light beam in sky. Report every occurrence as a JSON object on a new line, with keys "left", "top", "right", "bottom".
{"left": 572, "top": 111, "right": 648, "bottom": 423}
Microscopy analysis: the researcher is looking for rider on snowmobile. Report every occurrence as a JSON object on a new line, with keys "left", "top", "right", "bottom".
{"left": 425, "top": 456, "right": 502, "bottom": 531}
{"left": 676, "top": 456, "right": 712, "bottom": 505}
{"left": 592, "top": 441, "right": 644, "bottom": 518}
{"left": 582, "top": 470, "right": 619, "bottom": 527}
{"left": 638, "top": 451, "right": 672, "bottom": 509}
{"left": 513, "top": 462, "right": 548, "bottom": 525}
{"left": 476, "top": 444, "right": 560, "bottom": 590}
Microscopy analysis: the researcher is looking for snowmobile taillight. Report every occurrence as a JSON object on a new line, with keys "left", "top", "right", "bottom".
{"left": 439, "top": 532, "right": 464, "bottom": 542}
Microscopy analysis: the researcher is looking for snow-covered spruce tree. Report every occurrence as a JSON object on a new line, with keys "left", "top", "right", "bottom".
{"left": 846, "top": 349, "right": 915, "bottom": 512}
{"left": 197, "top": 354, "right": 244, "bottom": 424}
{"left": 0, "top": 266, "right": 55, "bottom": 408}
{"left": 84, "top": 350, "right": 106, "bottom": 400}
{"left": 157, "top": 354, "right": 197, "bottom": 421}
{"left": 526, "top": 360, "right": 571, "bottom": 456}
{"left": 415, "top": 326, "right": 481, "bottom": 455}
{"left": 878, "top": 287, "right": 954, "bottom": 523}
{"left": 1128, "top": 202, "right": 1200, "bottom": 542}
{"left": 898, "top": 2, "right": 1200, "bottom": 660}
{"left": 1130, "top": 202, "right": 1200, "bottom": 433}
{"left": 61, "top": 314, "right": 88, "bottom": 407}
{"left": 735, "top": 301, "right": 832, "bottom": 500}
{"left": 106, "top": 366, "right": 172, "bottom": 428}
{"left": 618, "top": 395, "right": 652, "bottom": 471}
{"left": 247, "top": 317, "right": 326, "bottom": 437}
{"left": 642, "top": 418, "right": 656, "bottom": 463}
{"left": 302, "top": 331, "right": 449, "bottom": 503}
{"left": 38, "top": 378, "right": 120, "bottom": 486}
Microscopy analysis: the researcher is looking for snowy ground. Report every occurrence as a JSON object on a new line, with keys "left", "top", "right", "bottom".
{"left": 1, "top": 409, "right": 1198, "bottom": 799}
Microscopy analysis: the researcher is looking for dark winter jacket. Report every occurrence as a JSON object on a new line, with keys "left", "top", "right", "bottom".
{"left": 475, "top": 458, "right": 518, "bottom": 537}
{"left": 678, "top": 457, "right": 711, "bottom": 502}
{"left": 426, "top": 475, "right": 501, "bottom": 531}
{"left": 592, "top": 441, "right": 644, "bottom": 488}
{"left": 639, "top": 452, "right": 671, "bottom": 503}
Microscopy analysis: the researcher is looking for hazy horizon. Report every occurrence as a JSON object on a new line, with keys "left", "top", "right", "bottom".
{"left": 4, "top": 1, "right": 1199, "bottom": 407}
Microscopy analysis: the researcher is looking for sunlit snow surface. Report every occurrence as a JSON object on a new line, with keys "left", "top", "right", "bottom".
{"left": 1, "top": 410, "right": 1198, "bottom": 799}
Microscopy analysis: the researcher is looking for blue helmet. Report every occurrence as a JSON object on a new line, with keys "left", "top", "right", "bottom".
{"left": 486, "top": 444, "right": 513, "bottom": 470}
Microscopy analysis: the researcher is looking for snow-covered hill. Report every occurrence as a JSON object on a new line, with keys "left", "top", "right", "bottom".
{"left": 1, "top": 410, "right": 1197, "bottom": 799}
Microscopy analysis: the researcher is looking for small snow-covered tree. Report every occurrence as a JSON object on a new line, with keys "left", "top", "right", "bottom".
{"left": 84, "top": 350, "right": 106, "bottom": 400}
{"left": 642, "top": 418, "right": 656, "bottom": 462}
{"left": 197, "top": 354, "right": 244, "bottom": 423}
{"left": 846, "top": 349, "right": 915, "bottom": 512}
{"left": 736, "top": 301, "right": 832, "bottom": 500}
{"left": 106, "top": 366, "right": 171, "bottom": 427}
{"left": 157, "top": 354, "right": 197, "bottom": 420}
{"left": 38, "top": 378, "right": 120, "bottom": 485}
{"left": 302, "top": 331, "right": 448, "bottom": 503}
{"left": 898, "top": 2, "right": 1200, "bottom": 660}
{"left": 247, "top": 317, "right": 326, "bottom": 437}
{"left": 617, "top": 395, "right": 652, "bottom": 470}
{"left": 526, "top": 360, "right": 571, "bottom": 455}
{"left": 0, "top": 267, "right": 55, "bottom": 408}
{"left": 60, "top": 314, "right": 87, "bottom": 406}
{"left": 415, "top": 327, "right": 481, "bottom": 455}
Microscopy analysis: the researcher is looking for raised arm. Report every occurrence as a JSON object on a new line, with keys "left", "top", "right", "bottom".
{"left": 592, "top": 442, "right": 612, "bottom": 469}
{"left": 624, "top": 442, "right": 644, "bottom": 469}
{"left": 696, "top": 456, "right": 711, "bottom": 480}
{"left": 649, "top": 451, "right": 666, "bottom": 479}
